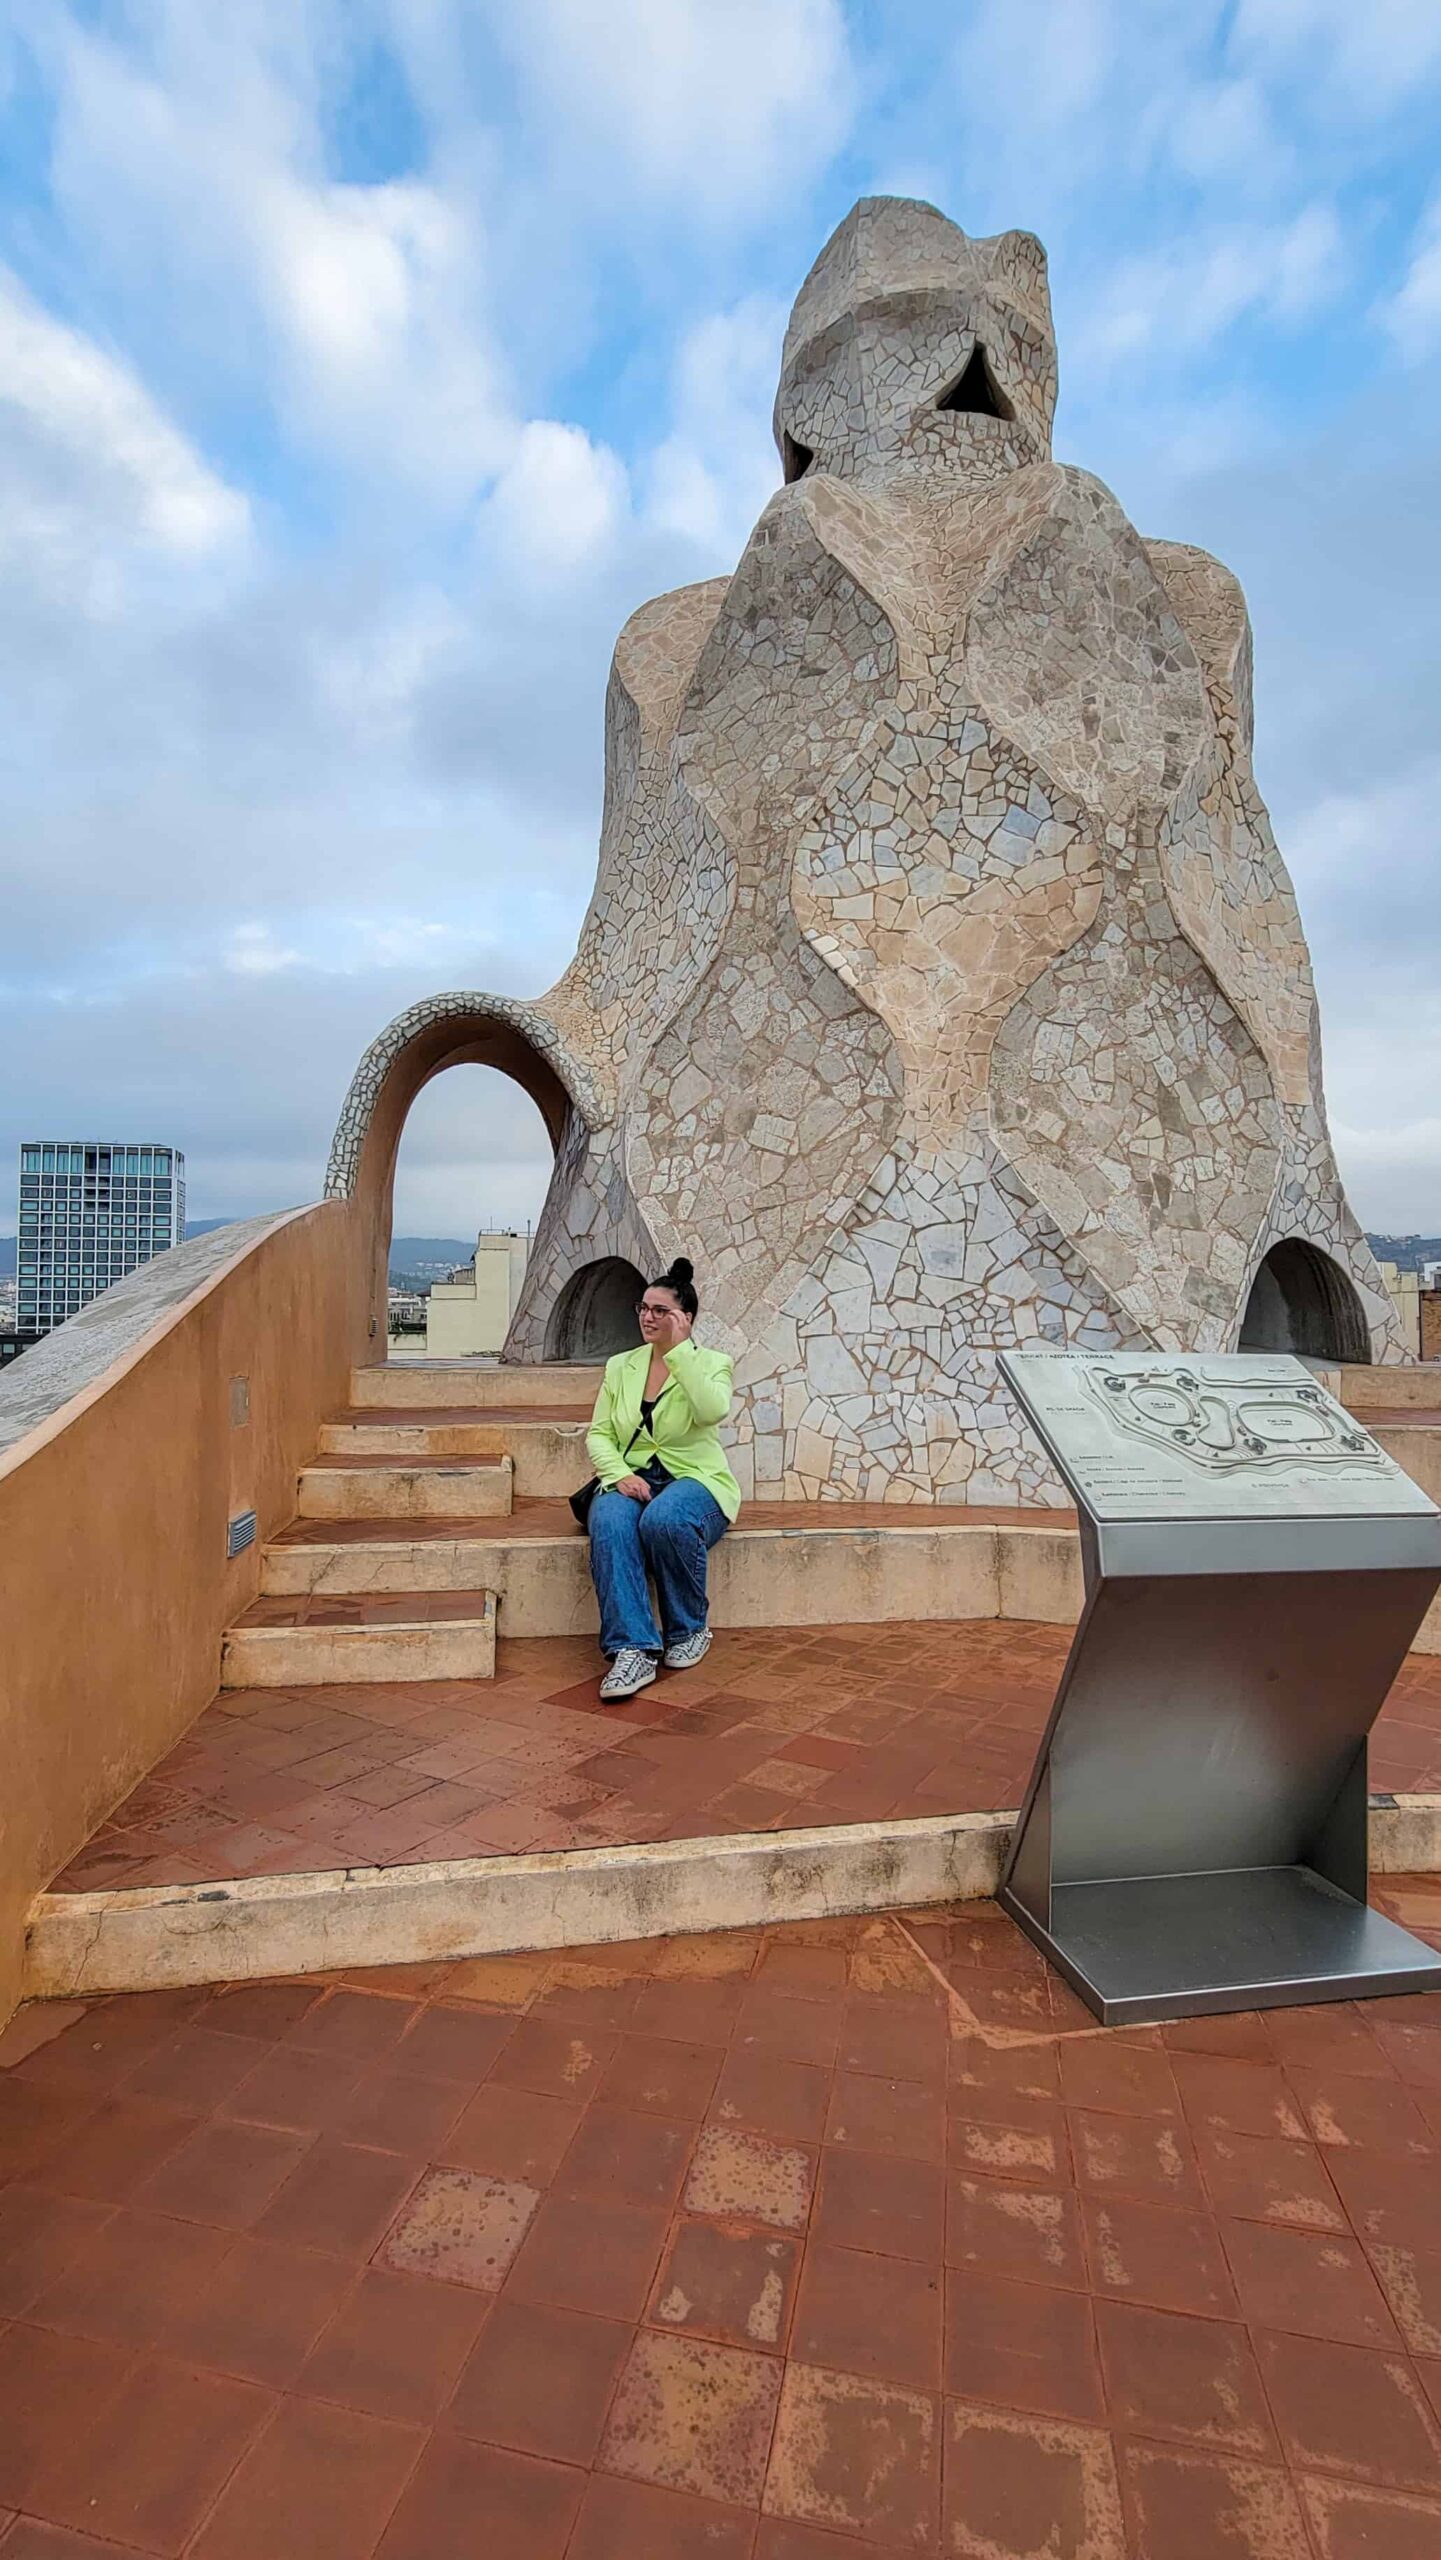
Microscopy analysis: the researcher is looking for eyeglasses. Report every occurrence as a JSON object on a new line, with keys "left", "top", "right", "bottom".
{"left": 639, "top": 1301, "right": 675, "bottom": 1318}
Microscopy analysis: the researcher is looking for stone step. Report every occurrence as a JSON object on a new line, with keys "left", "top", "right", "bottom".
{"left": 263, "top": 1496, "right": 1084, "bottom": 1636}
{"left": 1336, "top": 1363, "right": 1441, "bottom": 1413}
{"left": 28, "top": 1803, "right": 1441, "bottom": 1999}
{"left": 349, "top": 1361, "right": 605, "bottom": 1411}
{"left": 296, "top": 1454, "right": 514, "bottom": 1520}
{"left": 220, "top": 1592, "right": 496, "bottom": 1687}
{"left": 319, "top": 1408, "right": 589, "bottom": 1494}
{"left": 1370, "top": 1419, "right": 1441, "bottom": 1507}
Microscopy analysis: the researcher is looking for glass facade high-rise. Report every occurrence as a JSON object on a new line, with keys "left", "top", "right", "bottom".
{"left": 17, "top": 1142, "right": 186, "bottom": 1336}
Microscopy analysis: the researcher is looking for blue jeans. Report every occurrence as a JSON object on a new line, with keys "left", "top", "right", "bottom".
{"left": 588, "top": 1478, "right": 730, "bottom": 1657}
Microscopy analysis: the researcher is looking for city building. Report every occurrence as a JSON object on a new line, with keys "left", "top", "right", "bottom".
{"left": 0, "top": 1265, "right": 23, "bottom": 1366}
{"left": 1376, "top": 1259, "right": 1441, "bottom": 1363}
{"left": 16, "top": 1140, "right": 185, "bottom": 1336}
{"left": 388, "top": 1230, "right": 530, "bottom": 1361}
{"left": 1377, "top": 1258, "right": 1423, "bottom": 1358}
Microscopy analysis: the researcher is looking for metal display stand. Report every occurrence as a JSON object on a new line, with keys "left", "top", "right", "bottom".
{"left": 998, "top": 1352, "right": 1441, "bottom": 2025}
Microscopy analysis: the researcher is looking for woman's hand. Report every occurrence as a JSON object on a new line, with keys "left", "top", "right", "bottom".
{"left": 615, "top": 1473, "right": 653, "bottom": 1502}
{"left": 650, "top": 1305, "right": 694, "bottom": 1352}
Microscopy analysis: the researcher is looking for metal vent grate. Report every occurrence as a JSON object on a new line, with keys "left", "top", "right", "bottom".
{"left": 226, "top": 1509, "right": 257, "bottom": 1560}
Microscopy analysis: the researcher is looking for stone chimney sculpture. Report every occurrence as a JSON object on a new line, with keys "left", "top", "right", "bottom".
{"left": 330, "top": 197, "right": 1399, "bottom": 1503}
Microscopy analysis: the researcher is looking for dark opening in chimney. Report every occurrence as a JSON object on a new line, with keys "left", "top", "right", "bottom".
{"left": 936, "top": 344, "right": 1013, "bottom": 421}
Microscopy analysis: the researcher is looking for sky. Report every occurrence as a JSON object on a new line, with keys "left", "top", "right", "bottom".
{"left": 1, "top": 0, "right": 1439, "bottom": 1240}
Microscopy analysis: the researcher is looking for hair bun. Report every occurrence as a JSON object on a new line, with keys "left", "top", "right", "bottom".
{"left": 666, "top": 1257, "right": 695, "bottom": 1287}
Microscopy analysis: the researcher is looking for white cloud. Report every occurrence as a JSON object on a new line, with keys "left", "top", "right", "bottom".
{"left": 1167, "top": 76, "right": 1291, "bottom": 190}
{"left": 224, "top": 923, "right": 302, "bottom": 977}
{"left": 1332, "top": 1099, "right": 1441, "bottom": 1233}
{"left": 643, "top": 295, "right": 785, "bottom": 559}
{"left": 1233, "top": 0, "right": 1441, "bottom": 111}
{"left": 1384, "top": 193, "right": 1441, "bottom": 358}
{"left": 1284, "top": 760, "right": 1441, "bottom": 916}
{"left": 41, "top": 5, "right": 512, "bottom": 497}
{"left": 491, "top": 0, "right": 853, "bottom": 219}
{"left": 313, "top": 587, "right": 468, "bottom": 742}
{"left": 249, "top": 169, "right": 512, "bottom": 490}
{"left": 0, "top": 262, "right": 247, "bottom": 590}
{"left": 485, "top": 420, "right": 629, "bottom": 578}
{"left": 1080, "top": 204, "right": 1343, "bottom": 364}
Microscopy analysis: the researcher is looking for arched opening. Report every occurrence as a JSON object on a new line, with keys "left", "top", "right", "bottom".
{"left": 326, "top": 992, "right": 596, "bottom": 1368}
{"left": 1238, "top": 1238, "right": 1369, "bottom": 1364}
{"left": 782, "top": 430, "right": 814, "bottom": 482}
{"left": 546, "top": 1257, "right": 646, "bottom": 1362}
{"left": 387, "top": 1065, "right": 554, "bottom": 1360}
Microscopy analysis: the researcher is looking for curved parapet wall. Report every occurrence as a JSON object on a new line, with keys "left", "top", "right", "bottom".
{"left": 0, "top": 1200, "right": 366, "bottom": 2025}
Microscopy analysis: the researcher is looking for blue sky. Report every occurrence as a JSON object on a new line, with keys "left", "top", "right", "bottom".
{"left": 1, "top": 0, "right": 1439, "bottom": 1235}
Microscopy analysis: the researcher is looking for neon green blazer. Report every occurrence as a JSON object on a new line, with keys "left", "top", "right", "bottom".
{"left": 586, "top": 1339, "right": 742, "bottom": 1522}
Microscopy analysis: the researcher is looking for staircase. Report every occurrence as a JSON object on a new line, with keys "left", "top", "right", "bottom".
{"left": 218, "top": 1362, "right": 1082, "bottom": 1690}
{"left": 37, "top": 1360, "right": 1441, "bottom": 2002}
{"left": 219, "top": 1366, "right": 600, "bottom": 1688}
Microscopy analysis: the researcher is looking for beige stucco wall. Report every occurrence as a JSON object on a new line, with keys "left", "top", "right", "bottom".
{"left": 0, "top": 1201, "right": 368, "bottom": 2026}
{"left": 424, "top": 1233, "right": 529, "bottom": 1358}
{"left": 1377, "top": 1261, "right": 1423, "bottom": 1360}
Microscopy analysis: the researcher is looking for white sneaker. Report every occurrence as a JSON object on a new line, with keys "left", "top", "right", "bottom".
{"left": 663, "top": 1628, "right": 713, "bottom": 1672}
{"left": 600, "top": 1647, "right": 658, "bottom": 1701}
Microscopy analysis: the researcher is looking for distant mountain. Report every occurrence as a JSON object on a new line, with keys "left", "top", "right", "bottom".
{"left": 389, "top": 1238, "right": 474, "bottom": 1290}
{"left": 182, "top": 1222, "right": 475, "bottom": 1284}
{"left": 390, "top": 1237, "right": 474, "bottom": 1269}
{"left": 1367, "top": 1235, "right": 1441, "bottom": 1274}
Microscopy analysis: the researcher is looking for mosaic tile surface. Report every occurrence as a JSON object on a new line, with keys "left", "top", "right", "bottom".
{"left": 326, "top": 196, "right": 1400, "bottom": 1503}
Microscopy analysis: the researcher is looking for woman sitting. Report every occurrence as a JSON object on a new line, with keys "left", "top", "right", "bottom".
{"left": 584, "top": 1257, "right": 741, "bottom": 1701}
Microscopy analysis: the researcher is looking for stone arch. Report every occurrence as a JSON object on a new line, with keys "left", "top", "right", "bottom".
{"left": 545, "top": 1257, "right": 647, "bottom": 1362}
{"left": 1238, "top": 1237, "right": 1370, "bottom": 1364}
{"left": 325, "top": 993, "right": 604, "bottom": 1357}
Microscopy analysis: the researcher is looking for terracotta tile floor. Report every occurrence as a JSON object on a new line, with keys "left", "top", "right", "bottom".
{"left": 55, "top": 1623, "right": 1441, "bottom": 1895}
{"left": 6, "top": 1885, "right": 1441, "bottom": 2554}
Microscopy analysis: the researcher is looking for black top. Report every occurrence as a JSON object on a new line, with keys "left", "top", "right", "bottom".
{"left": 640, "top": 1396, "right": 657, "bottom": 1434}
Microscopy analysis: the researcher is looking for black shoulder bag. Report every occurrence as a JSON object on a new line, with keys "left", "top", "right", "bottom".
{"left": 569, "top": 1390, "right": 673, "bottom": 1528}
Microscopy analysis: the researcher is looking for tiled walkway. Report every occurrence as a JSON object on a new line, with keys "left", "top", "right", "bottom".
{"left": 4, "top": 1885, "right": 1441, "bottom": 2554}
{"left": 55, "top": 1623, "right": 1441, "bottom": 1897}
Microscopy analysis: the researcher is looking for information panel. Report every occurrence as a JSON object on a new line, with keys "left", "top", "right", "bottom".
{"left": 1002, "top": 1351, "right": 1433, "bottom": 1525}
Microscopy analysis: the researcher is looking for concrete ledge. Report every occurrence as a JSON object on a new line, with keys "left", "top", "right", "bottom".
{"left": 995, "top": 1526, "right": 1086, "bottom": 1625}
{"left": 265, "top": 1518, "right": 1084, "bottom": 1633}
{"left": 26, "top": 1795, "right": 1441, "bottom": 1998}
{"left": 263, "top": 1538, "right": 518, "bottom": 1597}
{"left": 24, "top": 1812, "right": 1014, "bottom": 1997}
{"left": 319, "top": 1415, "right": 588, "bottom": 1493}
{"left": 220, "top": 1600, "right": 496, "bottom": 1689}
{"left": 1338, "top": 1364, "right": 1441, "bottom": 1412}
{"left": 0, "top": 1210, "right": 304, "bottom": 1464}
{"left": 350, "top": 1363, "right": 605, "bottom": 1411}
{"left": 296, "top": 1455, "right": 514, "bottom": 1520}
{"left": 1370, "top": 1792, "right": 1441, "bottom": 1871}
{"left": 1370, "top": 1422, "right": 1441, "bottom": 1506}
